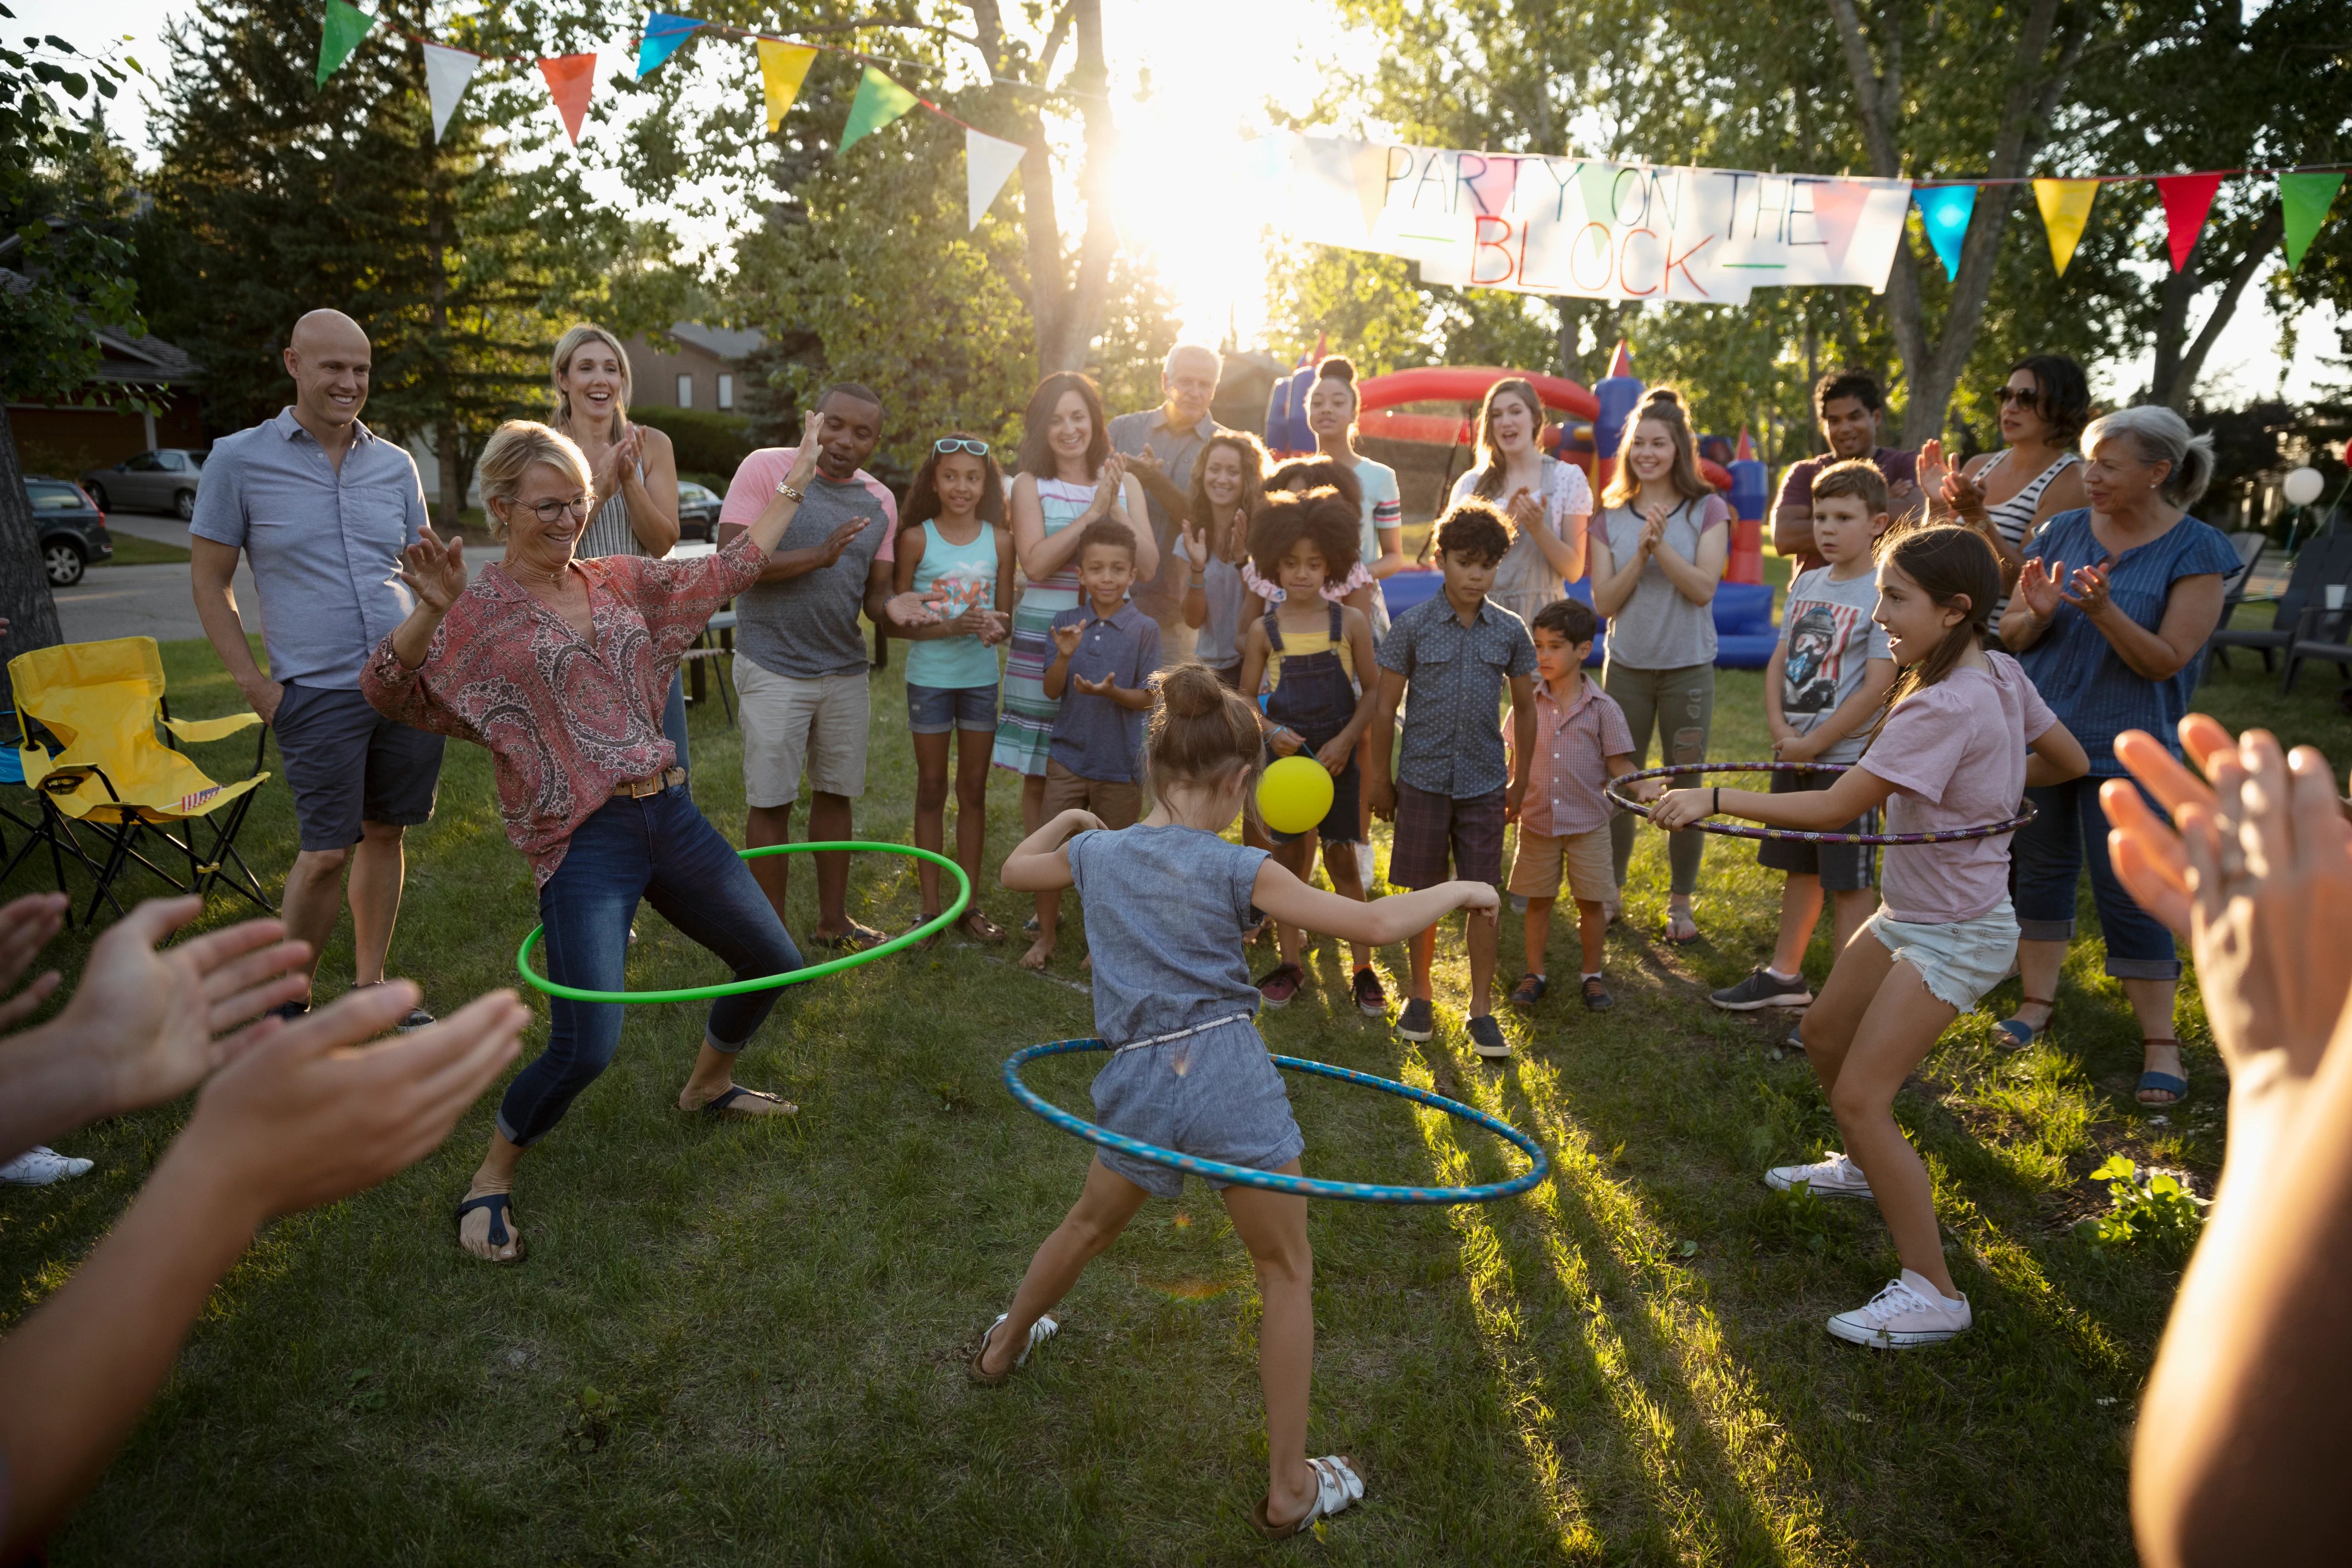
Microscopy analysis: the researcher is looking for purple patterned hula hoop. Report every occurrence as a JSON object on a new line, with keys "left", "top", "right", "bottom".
{"left": 1604, "top": 762, "right": 2037, "bottom": 846}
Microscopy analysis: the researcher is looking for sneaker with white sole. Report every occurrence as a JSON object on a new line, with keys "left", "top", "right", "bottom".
{"left": 1710, "top": 967, "right": 1814, "bottom": 1011}
{"left": 1467, "top": 1014, "right": 1511, "bottom": 1060}
{"left": 1826, "top": 1269, "right": 1972, "bottom": 1348}
{"left": 1396, "top": 997, "right": 1435, "bottom": 1042}
{"left": 0, "top": 1145, "right": 94, "bottom": 1185}
{"left": 1764, "top": 1149, "right": 1874, "bottom": 1200}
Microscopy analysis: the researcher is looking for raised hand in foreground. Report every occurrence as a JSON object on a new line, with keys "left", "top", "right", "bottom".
{"left": 0, "top": 984, "right": 528, "bottom": 1562}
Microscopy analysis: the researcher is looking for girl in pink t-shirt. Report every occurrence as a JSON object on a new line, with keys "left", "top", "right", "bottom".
{"left": 1653, "top": 526, "right": 2087, "bottom": 1350}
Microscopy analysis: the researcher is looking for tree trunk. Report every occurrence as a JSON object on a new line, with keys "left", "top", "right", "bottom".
{"left": 2147, "top": 201, "right": 2287, "bottom": 411}
{"left": 436, "top": 421, "right": 465, "bottom": 532}
{"left": 0, "top": 408, "right": 66, "bottom": 707}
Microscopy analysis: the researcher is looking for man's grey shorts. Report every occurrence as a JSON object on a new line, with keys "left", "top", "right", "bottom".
{"left": 1088, "top": 1021, "right": 1305, "bottom": 1198}
{"left": 273, "top": 681, "right": 444, "bottom": 851}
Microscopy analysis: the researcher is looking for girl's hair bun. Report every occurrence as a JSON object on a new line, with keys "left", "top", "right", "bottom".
{"left": 1157, "top": 662, "right": 1225, "bottom": 719}
{"left": 1641, "top": 387, "right": 1683, "bottom": 408}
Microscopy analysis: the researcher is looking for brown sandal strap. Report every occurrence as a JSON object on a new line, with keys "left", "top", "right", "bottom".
{"left": 2142, "top": 1037, "right": 2180, "bottom": 1048}
{"left": 2018, "top": 996, "right": 2054, "bottom": 1008}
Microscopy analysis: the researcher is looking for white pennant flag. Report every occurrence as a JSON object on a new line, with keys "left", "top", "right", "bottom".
{"left": 965, "top": 127, "right": 1027, "bottom": 230}
{"left": 423, "top": 41, "right": 481, "bottom": 143}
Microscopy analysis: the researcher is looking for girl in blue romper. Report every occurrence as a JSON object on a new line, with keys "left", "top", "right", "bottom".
{"left": 979, "top": 662, "right": 1499, "bottom": 1539}
{"left": 1234, "top": 489, "right": 1385, "bottom": 1014}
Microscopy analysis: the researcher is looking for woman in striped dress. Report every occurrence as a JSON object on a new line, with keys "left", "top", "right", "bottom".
{"left": 550, "top": 324, "right": 692, "bottom": 762}
{"left": 992, "top": 372, "right": 1156, "bottom": 839}
{"left": 1921, "top": 353, "right": 2089, "bottom": 629}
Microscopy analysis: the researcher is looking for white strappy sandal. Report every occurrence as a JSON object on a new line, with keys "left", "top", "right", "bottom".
{"left": 1250, "top": 1455, "right": 1367, "bottom": 1539}
{"left": 966, "top": 1313, "right": 1057, "bottom": 1386}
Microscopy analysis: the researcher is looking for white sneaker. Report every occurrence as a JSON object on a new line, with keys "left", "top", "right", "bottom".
{"left": 1764, "top": 1149, "right": 1874, "bottom": 1199}
{"left": 1827, "top": 1269, "right": 1973, "bottom": 1348}
{"left": 0, "top": 1145, "right": 94, "bottom": 1185}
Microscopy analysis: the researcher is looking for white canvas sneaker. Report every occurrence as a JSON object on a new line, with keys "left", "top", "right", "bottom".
{"left": 0, "top": 1145, "right": 94, "bottom": 1185}
{"left": 1764, "top": 1149, "right": 1874, "bottom": 1200}
{"left": 1827, "top": 1270, "right": 1973, "bottom": 1348}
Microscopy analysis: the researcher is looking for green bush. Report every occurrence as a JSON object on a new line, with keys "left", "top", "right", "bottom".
{"left": 629, "top": 406, "right": 754, "bottom": 485}
{"left": 2079, "top": 1155, "right": 2208, "bottom": 1257}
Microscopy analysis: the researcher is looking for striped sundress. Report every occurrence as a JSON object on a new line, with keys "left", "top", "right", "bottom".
{"left": 577, "top": 454, "right": 649, "bottom": 560}
{"left": 991, "top": 477, "right": 1092, "bottom": 776}
{"left": 1982, "top": 449, "right": 2080, "bottom": 624}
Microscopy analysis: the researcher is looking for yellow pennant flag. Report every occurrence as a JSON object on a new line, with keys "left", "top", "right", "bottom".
{"left": 2032, "top": 178, "right": 2099, "bottom": 276}
{"left": 757, "top": 39, "right": 818, "bottom": 133}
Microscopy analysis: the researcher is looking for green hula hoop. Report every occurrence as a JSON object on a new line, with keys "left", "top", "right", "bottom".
{"left": 514, "top": 841, "right": 971, "bottom": 1005}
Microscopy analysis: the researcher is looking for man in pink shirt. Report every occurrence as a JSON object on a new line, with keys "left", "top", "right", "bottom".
{"left": 1503, "top": 598, "right": 1647, "bottom": 1013}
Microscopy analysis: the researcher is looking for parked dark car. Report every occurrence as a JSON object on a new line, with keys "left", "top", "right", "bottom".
{"left": 79, "top": 447, "right": 205, "bottom": 521}
{"left": 21, "top": 478, "right": 115, "bottom": 586}
{"left": 678, "top": 480, "right": 723, "bottom": 541}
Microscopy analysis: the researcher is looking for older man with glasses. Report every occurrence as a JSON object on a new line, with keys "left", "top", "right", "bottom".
{"left": 1109, "top": 342, "right": 1229, "bottom": 662}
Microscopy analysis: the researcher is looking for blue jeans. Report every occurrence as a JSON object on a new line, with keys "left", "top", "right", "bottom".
{"left": 2012, "top": 775, "right": 2181, "bottom": 981}
{"left": 497, "top": 784, "right": 800, "bottom": 1146}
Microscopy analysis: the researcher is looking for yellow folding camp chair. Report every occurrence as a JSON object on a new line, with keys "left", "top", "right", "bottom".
{"left": 10, "top": 637, "right": 274, "bottom": 926}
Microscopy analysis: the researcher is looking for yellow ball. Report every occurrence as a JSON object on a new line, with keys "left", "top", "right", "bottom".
{"left": 1258, "top": 754, "right": 1335, "bottom": 836}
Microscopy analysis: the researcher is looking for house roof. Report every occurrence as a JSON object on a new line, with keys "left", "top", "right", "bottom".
{"left": 663, "top": 321, "right": 765, "bottom": 362}
{"left": 0, "top": 265, "right": 203, "bottom": 385}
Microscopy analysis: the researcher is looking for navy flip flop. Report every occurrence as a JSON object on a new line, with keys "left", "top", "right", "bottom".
{"left": 1996, "top": 995, "right": 2054, "bottom": 1050}
{"left": 700, "top": 1086, "right": 797, "bottom": 1117}
{"left": 454, "top": 1193, "right": 524, "bottom": 1263}
{"left": 2137, "top": 1038, "right": 2189, "bottom": 1106}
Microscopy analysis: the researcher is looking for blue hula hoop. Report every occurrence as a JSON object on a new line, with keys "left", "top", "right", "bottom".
{"left": 1002, "top": 1036, "right": 1551, "bottom": 1205}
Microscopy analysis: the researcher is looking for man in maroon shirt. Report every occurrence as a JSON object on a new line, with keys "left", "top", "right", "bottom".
{"left": 1772, "top": 370, "right": 1925, "bottom": 574}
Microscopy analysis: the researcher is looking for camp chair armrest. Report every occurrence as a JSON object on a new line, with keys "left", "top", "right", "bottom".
{"left": 163, "top": 713, "right": 264, "bottom": 744}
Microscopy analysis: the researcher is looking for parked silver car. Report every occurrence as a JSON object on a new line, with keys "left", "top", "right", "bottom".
{"left": 678, "top": 480, "right": 723, "bottom": 540}
{"left": 80, "top": 448, "right": 206, "bottom": 521}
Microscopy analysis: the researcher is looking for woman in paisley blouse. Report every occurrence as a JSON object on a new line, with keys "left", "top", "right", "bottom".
{"left": 364, "top": 415, "right": 839, "bottom": 1263}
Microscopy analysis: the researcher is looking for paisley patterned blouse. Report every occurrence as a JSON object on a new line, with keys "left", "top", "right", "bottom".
{"left": 361, "top": 530, "right": 766, "bottom": 886}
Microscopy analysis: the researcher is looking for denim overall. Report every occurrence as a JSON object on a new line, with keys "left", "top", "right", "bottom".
{"left": 1262, "top": 601, "right": 1361, "bottom": 843}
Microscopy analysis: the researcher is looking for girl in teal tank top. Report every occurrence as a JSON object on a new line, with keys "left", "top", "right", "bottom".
{"left": 894, "top": 436, "right": 1014, "bottom": 940}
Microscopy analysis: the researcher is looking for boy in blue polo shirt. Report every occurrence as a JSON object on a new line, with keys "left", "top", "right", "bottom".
{"left": 1023, "top": 519, "right": 1161, "bottom": 970}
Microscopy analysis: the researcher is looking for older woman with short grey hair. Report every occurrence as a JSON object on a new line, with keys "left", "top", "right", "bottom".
{"left": 1997, "top": 404, "right": 2239, "bottom": 1106}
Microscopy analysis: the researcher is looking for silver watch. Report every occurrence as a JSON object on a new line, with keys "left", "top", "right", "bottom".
{"left": 775, "top": 478, "right": 806, "bottom": 503}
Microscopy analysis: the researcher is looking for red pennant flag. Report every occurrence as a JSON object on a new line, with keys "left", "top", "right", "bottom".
{"left": 1608, "top": 339, "right": 1634, "bottom": 377}
{"left": 1735, "top": 427, "right": 1756, "bottom": 463}
{"left": 2156, "top": 171, "right": 2224, "bottom": 272}
{"left": 537, "top": 52, "right": 597, "bottom": 145}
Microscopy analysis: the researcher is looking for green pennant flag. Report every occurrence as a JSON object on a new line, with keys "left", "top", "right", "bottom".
{"left": 2280, "top": 171, "right": 2346, "bottom": 272}
{"left": 317, "top": 0, "right": 376, "bottom": 88}
{"left": 838, "top": 64, "right": 918, "bottom": 156}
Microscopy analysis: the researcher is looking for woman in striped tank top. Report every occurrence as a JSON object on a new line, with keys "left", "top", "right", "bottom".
{"left": 551, "top": 324, "right": 692, "bottom": 765}
{"left": 1920, "top": 354, "right": 2090, "bottom": 628}
{"left": 992, "top": 373, "right": 1156, "bottom": 840}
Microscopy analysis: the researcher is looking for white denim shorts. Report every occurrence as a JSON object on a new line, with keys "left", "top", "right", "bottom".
{"left": 1869, "top": 899, "right": 2019, "bottom": 1013}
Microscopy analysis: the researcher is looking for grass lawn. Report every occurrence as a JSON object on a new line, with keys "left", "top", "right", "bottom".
{"left": 93, "top": 533, "right": 193, "bottom": 567}
{"left": 2, "top": 624, "right": 2347, "bottom": 1567}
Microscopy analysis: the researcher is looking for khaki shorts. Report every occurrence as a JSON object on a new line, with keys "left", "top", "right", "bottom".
{"left": 1042, "top": 758, "right": 1142, "bottom": 829}
{"left": 1507, "top": 825, "right": 1616, "bottom": 904}
{"left": 735, "top": 658, "right": 870, "bottom": 806}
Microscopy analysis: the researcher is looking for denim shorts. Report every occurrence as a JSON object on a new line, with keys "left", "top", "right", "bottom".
{"left": 905, "top": 681, "right": 1000, "bottom": 735}
{"left": 1088, "top": 1019, "right": 1304, "bottom": 1198}
{"left": 1870, "top": 899, "right": 2019, "bottom": 1013}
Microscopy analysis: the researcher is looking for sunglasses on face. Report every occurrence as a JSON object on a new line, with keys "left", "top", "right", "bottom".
{"left": 1996, "top": 385, "right": 2041, "bottom": 407}
{"left": 934, "top": 438, "right": 990, "bottom": 456}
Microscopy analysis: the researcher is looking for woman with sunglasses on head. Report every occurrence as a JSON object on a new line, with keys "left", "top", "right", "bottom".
{"left": 362, "top": 414, "right": 835, "bottom": 1263}
{"left": 892, "top": 436, "right": 1015, "bottom": 942}
{"left": 1919, "top": 355, "right": 2090, "bottom": 625}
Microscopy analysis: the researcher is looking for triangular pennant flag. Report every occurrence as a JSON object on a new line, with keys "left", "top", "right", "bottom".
{"left": 1912, "top": 183, "right": 1977, "bottom": 279}
{"left": 1577, "top": 162, "right": 1620, "bottom": 262}
{"left": 1807, "top": 179, "right": 1871, "bottom": 272}
{"left": 422, "top": 42, "right": 480, "bottom": 143}
{"left": 1734, "top": 426, "right": 1756, "bottom": 463}
{"left": 1348, "top": 141, "right": 1392, "bottom": 235}
{"left": 537, "top": 53, "right": 597, "bottom": 145}
{"left": 2031, "top": 178, "right": 2098, "bottom": 276}
{"left": 635, "top": 12, "right": 700, "bottom": 78}
{"left": 1608, "top": 339, "right": 1634, "bottom": 378}
{"left": 756, "top": 39, "right": 817, "bottom": 133}
{"left": 317, "top": 0, "right": 375, "bottom": 88}
{"left": 838, "top": 64, "right": 919, "bottom": 156}
{"left": 2156, "top": 172, "right": 2223, "bottom": 271}
{"left": 2280, "top": 171, "right": 2346, "bottom": 272}
{"left": 965, "top": 126, "right": 1026, "bottom": 230}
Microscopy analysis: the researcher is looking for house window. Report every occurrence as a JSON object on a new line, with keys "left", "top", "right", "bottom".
{"left": 717, "top": 373, "right": 735, "bottom": 411}
{"left": 676, "top": 374, "right": 694, "bottom": 409}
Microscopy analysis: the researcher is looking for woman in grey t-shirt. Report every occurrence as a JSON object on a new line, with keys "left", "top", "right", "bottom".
{"left": 1587, "top": 390, "right": 1729, "bottom": 943}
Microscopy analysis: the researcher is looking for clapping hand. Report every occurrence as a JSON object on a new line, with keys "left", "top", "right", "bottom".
{"left": 2107, "top": 717, "right": 2352, "bottom": 1101}
{"left": 1181, "top": 521, "right": 1209, "bottom": 573}
{"left": 1072, "top": 672, "right": 1120, "bottom": 698}
{"left": 2015, "top": 558, "right": 2066, "bottom": 620}
{"left": 810, "top": 516, "right": 869, "bottom": 569}
{"left": 881, "top": 591, "right": 941, "bottom": 629}
{"left": 2065, "top": 559, "right": 2115, "bottom": 618}
{"left": 949, "top": 606, "right": 1004, "bottom": 643}
{"left": 1090, "top": 454, "right": 1129, "bottom": 522}
{"left": 399, "top": 526, "right": 468, "bottom": 615}
{"left": 1639, "top": 502, "right": 1671, "bottom": 555}
{"left": 1050, "top": 623, "right": 1082, "bottom": 659}
{"left": 1505, "top": 488, "right": 1544, "bottom": 538}
{"left": 788, "top": 410, "right": 823, "bottom": 487}
{"left": 0, "top": 892, "right": 67, "bottom": 1032}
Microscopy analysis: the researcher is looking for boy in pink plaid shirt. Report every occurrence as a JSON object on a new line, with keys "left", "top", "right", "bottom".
{"left": 1506, "top": 598, "right": 1651, "bottom": 1012}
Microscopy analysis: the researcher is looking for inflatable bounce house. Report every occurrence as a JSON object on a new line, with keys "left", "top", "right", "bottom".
{"left": 1262, "top": 343, "right": 1777, "bottom": 669}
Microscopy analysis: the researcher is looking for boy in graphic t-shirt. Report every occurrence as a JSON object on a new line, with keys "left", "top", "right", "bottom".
{"left": 1711, "top": 459, "right": 1898, "bottom": 1013}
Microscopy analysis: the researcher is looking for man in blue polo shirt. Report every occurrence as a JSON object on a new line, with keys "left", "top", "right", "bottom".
{"left": 190, "top": 309, "right": 441, "bottom": 1030}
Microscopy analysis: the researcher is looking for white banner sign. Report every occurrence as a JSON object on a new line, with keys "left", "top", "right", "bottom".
{"left": 1273, "top": 135, "right": 1912, "bottom": 304}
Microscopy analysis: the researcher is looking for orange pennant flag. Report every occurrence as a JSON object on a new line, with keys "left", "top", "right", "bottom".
{"left": 537, "top": 52, "right": 597, "bottom": 145}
